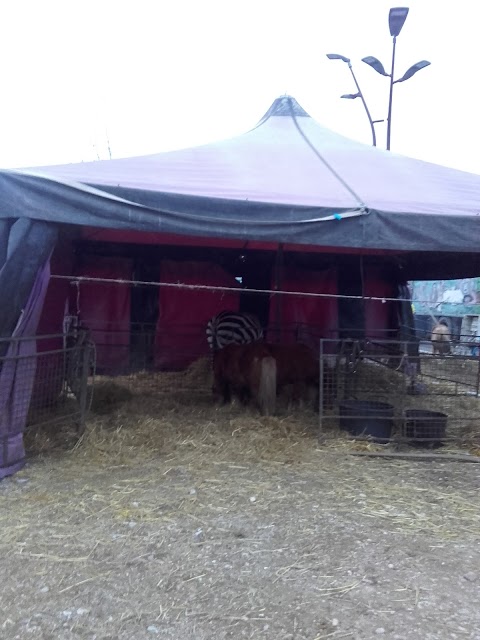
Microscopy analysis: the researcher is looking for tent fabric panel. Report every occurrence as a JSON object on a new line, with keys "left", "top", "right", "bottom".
{"left": 30, "top": 251, "right": 76, "bottom": 412}
{"left": 21, "top": 107, "right": 480, "bottom": 217}
{"left": 2, "top": 169, "right": 480, "bottom": 255}
{"left": 155, "top": 260, "right": 240, "bottom": 369}
{"left": 0, "top": 170, "right": 366, "bottom": 244}
{"left": 0, "top": 218, "right": 58, "bottom": 343}
{"left": 75, "top": 256, "right": 133, "bottom": 373}
{"left": 20, "top": 116, "right": 363, "bottom": 209}
{"left": 80, "top": 227, "right": 404, "bottom": 257}
{"left": 80, "top": 227, "right": 250, "bottom": 250}
{"left": 269, "top": 266, "right": 338, "bottom": 346}
{"left": 0, "top": 219, "right": 12, "bottom": 266}
{"left": 0, "top": 260, "right": 51, "bottom": 479}
{"left": 363, "top": 267, "right": 398, "bottom": 339}
{"left": 37, "top": 246, "right": 76, "bottom": 348}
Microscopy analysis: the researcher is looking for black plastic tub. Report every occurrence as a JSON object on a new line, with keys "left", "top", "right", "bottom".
{"left": 404, "top": 409, "right": 447, "bottom": 446}
{"left": 339, "top": 400, "right": 394, "bottom": 441}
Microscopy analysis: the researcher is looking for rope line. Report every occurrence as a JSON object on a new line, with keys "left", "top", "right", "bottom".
{"left": 287, "top": 97, "right": 368, "bottom": 213}
{"left": 49, "top": 274, "right": 471, "bottom": 307}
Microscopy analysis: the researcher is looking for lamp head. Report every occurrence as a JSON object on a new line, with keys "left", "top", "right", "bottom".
{"left": 394, "top": 60, "right": 431, "bottom": 83}
{"left": 326, "top": 53, "right": 351, "bottom": 64}
{"left": 389, "top": 7, "right": 409, "bottom": 37}
{"left": 362, "top": 56, "right": 389, "bottom": 77}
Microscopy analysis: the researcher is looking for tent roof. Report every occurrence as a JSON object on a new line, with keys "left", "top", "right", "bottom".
{"left": 18, "top": 95, "right": 480, "bottom": 216}
{"left": 1, "top": 95, "right": 479, "bottom": 260}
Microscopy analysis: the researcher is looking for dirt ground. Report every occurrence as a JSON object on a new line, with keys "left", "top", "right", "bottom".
{"left": 1, "top": 381, "right": 480, "bottom": 640}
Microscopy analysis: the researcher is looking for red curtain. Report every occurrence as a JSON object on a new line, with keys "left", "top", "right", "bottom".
{"left": 364, "top": 267, "right": 396, "bottom": 340}
{"left": 75, "top": 256, "right": 132, "bottom": 372}
{"left": 269, "top": 267, "right": 338, "bottom": 347}
{"left": 155, "top": 261, "right": 240, "bottom": 369}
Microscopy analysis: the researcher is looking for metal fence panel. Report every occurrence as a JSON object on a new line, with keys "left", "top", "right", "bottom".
{"left": 319, "top": 338, "right": 480, "bottom": 448}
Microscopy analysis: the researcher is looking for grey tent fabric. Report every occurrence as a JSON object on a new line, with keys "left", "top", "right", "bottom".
{"left": 0, "top": 218, "right": 58, "bottom": 342}
{"left": 0, "top": 259, "right": 51, "bottom": 479}
{"left": 0, "top": 169, "right": 367, "bottom": 245}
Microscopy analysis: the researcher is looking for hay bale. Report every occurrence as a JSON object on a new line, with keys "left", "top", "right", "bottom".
{"left": 90, "top": 381, "right": 133, "bottom": 414}
{"left": 182, "top": 356, "right": 212, "bottom": 388}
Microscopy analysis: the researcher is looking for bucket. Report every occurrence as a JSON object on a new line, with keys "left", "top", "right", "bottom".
{"left": 339, "top": 400, "right": 394, "bottom": 441}
{"left": 403, "top": 409, "right": 447, "bottom": 446}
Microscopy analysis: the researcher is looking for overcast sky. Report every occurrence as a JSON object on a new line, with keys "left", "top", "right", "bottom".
{"left": 1, "top": 0, "right": 478, "bottom": 174}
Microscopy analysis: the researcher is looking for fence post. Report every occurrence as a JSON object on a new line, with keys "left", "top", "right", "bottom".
{"left": 476, "top": 353, "right": 480, "bottom": 398}
{"left": 318, "top": 339, "right": 325, "bottom": 442}
{"left": 77, "top": 342, "right": 92, "bottom": 436}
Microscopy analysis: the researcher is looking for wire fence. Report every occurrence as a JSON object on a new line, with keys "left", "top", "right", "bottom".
{"left": 0, "top": 332, "right": 96, "bottom": 439}
{"left": 319, "top": 338, "right": 480, "bottom": 448}
{"left": 4, "top": 325, "right": 478, "bottom": 456}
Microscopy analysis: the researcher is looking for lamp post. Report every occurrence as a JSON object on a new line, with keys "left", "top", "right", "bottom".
{"left": 328, "top": 8, "right": 430, "bottom": 150}
{"left": 326, "top": 53, "right": 383, "bottom": 147}
{"left": 362, "top": 7, "right": 431, "bottom": 150}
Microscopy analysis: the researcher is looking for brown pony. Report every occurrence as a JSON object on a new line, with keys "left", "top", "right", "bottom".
{"left": 265, "top": 343, "right": 317, "bottom": 404}
{"left": 431, "top": 323, "right": 451, "bottom": 355}
{"left": 265, "top": 343, "right": 336, "bottom": 410}
{"left": 213, "top": 342, "right": 277, "bottom": 416}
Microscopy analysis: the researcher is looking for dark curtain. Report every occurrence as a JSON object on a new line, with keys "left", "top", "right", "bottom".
{"left": 0, "top": 259, "right": 52, "bottom": 479}
{"left": 0, "top": 218, "right": 58, "bottom": 346}
{"left": 0, "top": 218, "right": 58, "bottom": 479}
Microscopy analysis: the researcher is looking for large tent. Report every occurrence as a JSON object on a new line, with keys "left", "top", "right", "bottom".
{"left": 1, "top": 95, "right": 480, "bottom": 341}
{"left": 2, "top": 94, "right": 480, "bottom": 478}
{"left": 2, "top": 94, "right": 480, "bottom": 343}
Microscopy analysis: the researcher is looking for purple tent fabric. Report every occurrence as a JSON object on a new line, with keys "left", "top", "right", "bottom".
{"left": 0, "top": 260, "right": 51, "bottom": 480}
{"left": 21, "top": 96, "right": 480, "bottom": 217}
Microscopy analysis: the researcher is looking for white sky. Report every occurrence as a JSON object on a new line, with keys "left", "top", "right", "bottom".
{"left": 1, "top": 0, "right": 478, "bottom": 174}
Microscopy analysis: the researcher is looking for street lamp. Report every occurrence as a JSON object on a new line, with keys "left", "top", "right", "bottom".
{"left": 362, "top": 7, "right": 431, "bottom": 150}
{"left": 326, "top": 53, "right": 383, "bottom": 147}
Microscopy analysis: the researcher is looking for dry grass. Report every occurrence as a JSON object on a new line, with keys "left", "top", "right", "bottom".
{"left": 5, "top": 357, "right": 480, "bottom": 639}
{"left": 20, "top": 412, "right": 480, "bottom": 541}
{"left": 25, "top": 354, "right": 480, "bottom": 465}
{"left": 21, "top": 356, "right": 480, "bottom": 543}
